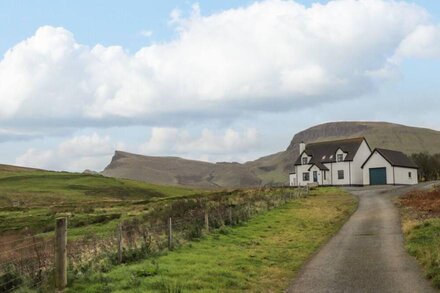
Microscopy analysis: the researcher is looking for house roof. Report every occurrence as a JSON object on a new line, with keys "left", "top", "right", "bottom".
{"left": 294, "top": 137, "right": 367, "bottom": 166}
{"left": 308, "top": 162, "right": 329, "bottom": 171}
{"left": 362, "top": 148, "right": 418, "bottom": 169}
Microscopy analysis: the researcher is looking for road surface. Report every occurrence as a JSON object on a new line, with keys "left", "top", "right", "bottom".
{"left": 287, "top": 184, "right": 437, "bottom": 293}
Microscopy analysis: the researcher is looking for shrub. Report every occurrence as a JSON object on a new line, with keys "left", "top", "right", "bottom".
{"left": 0, "top": 265, "right": 23, "bottom": 292}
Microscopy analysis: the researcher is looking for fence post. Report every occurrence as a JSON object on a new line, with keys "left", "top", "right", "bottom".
{"left": 55, "top": 217, "right": 67, "bottom": 292}
{"left": 168, "top": 217, "right": 173, "bottom": 251}
{"left": 228, "top": 207, "right": 233, "bottom": 225}
{"left": 204, "top": 210, "right": 209, "bottom": 232}
{"left": 117, "top": 223, "right": 123, "bottom": 264}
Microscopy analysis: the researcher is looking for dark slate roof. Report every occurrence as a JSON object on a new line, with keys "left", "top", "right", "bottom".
{"left": 294, "top": 137, "right": 367, "bottom": 166}
{"left": 308, "top": 162, "right": 329, "bottom": 171}
{"left": 362, "top": 148, "right": 418, "bottom": 169}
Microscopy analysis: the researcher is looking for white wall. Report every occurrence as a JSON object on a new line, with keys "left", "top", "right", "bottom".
{"left": 331, "top": 161, "right": 351, "bottom": 185}
{"left": 362, "top": 152, "right": 393, "bottom": 185}
{"left": 351, "top": 140, "right": 372, "bottom": 185}
{"left": 289, "top": 173, "right": 297, "bottom": 186}
{"left": 394, "top": 167, "right": 418, "bottom": 185}
{"left": 295, "top": 164, "right": 311, "bottom": 186}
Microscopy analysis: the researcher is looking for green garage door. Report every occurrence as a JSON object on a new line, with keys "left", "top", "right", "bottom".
{"left": 369, "top": 168, "right": 387, "bottom": 185}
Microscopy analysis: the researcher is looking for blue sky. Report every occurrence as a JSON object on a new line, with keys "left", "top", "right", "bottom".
{"left": 1, "top": 0, "right": 440, "bottom": 171}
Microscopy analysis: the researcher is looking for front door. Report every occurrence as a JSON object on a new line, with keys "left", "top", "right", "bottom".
{"left": 313, "top": 171, "right": 318, "bottom": 183}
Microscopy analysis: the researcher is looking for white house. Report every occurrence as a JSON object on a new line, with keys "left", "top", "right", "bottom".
{"left": 361, "top": 148, "right": 418, "bottom": 185}
{"left": 289, "top": 137, "right": 418, "bottom": 186}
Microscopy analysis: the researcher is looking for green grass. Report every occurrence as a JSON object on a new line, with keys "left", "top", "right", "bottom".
{"left": 67, "top": 187, "right": 357, "bottom": 292}
{"left": 403, "top": 217, "right": 440, "bottom": 288}
{"left": 0, "top": 166, "right": 200, "bottom": 236}
{"left": 399, "top": 186, "right": 440, "bottom": 289}
{"left": 0, "top": 171, "right": 197, "bottom": 207}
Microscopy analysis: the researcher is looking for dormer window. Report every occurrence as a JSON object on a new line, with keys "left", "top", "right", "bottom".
{"left": 302, "top": 157, "right": 308, "bottom": 165}
{"left": 337, "top": 154, "right": 343, "bottom": 162}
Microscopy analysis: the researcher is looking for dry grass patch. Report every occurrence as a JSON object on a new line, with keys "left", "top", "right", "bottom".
{"left": 399, "top": 185, "right": 440, "bottom": 288}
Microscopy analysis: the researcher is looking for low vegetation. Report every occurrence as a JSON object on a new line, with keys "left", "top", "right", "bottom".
{"left": 399, "top": 185, "right": 440, "bottom": 288}
{"left": 410, "top": 153, "right": 440, "bottom": 181}
{"left": 67, "top": 187, "right": 357, "bottom": 292}
{"left": 0, "top": 165, "right": 199, "bottom": 238}
{"left": 0, "top": 165, "right": 357, "bottom": 292}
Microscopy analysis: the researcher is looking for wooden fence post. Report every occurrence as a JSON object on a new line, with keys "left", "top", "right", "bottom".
{"left": 117, "top": 223, "right": 123, "bottom": 264}
{"left": 204, "top": 210, "right": 209, "bottom": 232}
{"left": 228, "top": 207, "right": 233, "bottom": 225}
{"left": 168, "top": 217, "right": 173, "bottom": 251}
{"left": 55, "top": 218, "right": 67, "bottom": 292}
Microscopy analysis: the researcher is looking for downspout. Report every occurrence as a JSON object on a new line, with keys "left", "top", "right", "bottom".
{"left": 297, "top": 166, "right": 300, "bottom": 187}
{"left": 393, "top": 166, "right": 395, "bottom": 185}
{"left": 330, "top": 162, "right": 333, "bottom": 186}
{"left": 349, "top": 161, "right": 352, "bottom": 186}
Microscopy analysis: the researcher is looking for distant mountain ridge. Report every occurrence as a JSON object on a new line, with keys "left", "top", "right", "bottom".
{"left": 102, "top": 151, "right": 261, "bottom": 188}
{"left": 102, "top": 121, "right": 440, "bottom": 187}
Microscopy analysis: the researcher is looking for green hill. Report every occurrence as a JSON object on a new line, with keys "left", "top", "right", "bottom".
{"left": 0, "top": 164, "right": 198, "bottom": 208}
{"left": 0, "top": 165, "right": 200, "bottom": 236}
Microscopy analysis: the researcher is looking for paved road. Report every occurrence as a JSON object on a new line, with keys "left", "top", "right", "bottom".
{"left": 287, "top": 184, "right": 437, "bottom": 293}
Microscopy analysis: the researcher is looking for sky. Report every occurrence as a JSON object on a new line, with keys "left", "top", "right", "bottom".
{"left": 1, "top": 0, "right": 440, "bottom": 172}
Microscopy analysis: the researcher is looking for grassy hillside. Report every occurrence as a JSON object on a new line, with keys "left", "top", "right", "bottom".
{"left": 0, "top": 164, "right": 199, "bottom": 235}
{"left": 0, "top": 164, "right": 198, "bottom": 208}
{"left": 102, "top": 121, "right": 440, "bottom": 187}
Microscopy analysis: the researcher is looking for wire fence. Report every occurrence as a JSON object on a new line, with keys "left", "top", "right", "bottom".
{"left": 0, "top": 186, "right": 308, "bottom": 292}
{"left": 0, "top": 235, "right": 54, "bottom": 292}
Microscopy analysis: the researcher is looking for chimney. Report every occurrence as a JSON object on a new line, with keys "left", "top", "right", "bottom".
{"left": 299, "top": 141, "right": 305, "bottom": 155}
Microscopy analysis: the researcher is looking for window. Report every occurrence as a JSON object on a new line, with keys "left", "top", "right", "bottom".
{"left": 408, "top": 172, "right": 412, "bottom": 178}
{"left": 302, "top": 157, "right": 308, "bottom": 165}
{"left": 323, "top": 171, "right": 326, "bottom": 180}
{"left": 338, "top": 170, "right": 344, "bottom": 180}
{"left": 303, "top": 172, "right": 310, "bottom": 181}
{"left": 337, "top": 154, "right": 344, "bottom": 162}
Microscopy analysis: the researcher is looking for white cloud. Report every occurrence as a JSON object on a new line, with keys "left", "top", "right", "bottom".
{"left": 140, "top": 127, "right": 259, "bottom": 162}
{"left": 1, "top": 0, "right": 440, "bottom": 133}
{"left": 15, "top": 133, "right": 122, "bottom": 171}
{"left": 140, "top": 30, "right": 153, "bottom": 38}
{"left": 395, "top": 25, "right": 440, "bottom": 59}
{"left": 14, "top": 128, "right": 260, "bottom": 171}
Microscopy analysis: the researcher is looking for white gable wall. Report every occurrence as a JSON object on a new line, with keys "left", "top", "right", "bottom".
{"left": 295, "top": 164, "right": 311, "bottom": 186}
{"left": 351, "top": 140, "right": 372, "bottom": 185}
{"left": 362, "top": 151, "right": 418, "bottom": 185}
{"left": 362, "top": 152, "right": 393, "bottom": 184}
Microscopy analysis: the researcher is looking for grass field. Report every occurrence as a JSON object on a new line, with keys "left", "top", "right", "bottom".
{"left": 0, "top": 164, "right": 200, "bottom": 238}
{"left": 399, "top": 185, "right": 440, "bottom": 288}
{"left": 67, "top": 187, "right": 357, "bottom": 292}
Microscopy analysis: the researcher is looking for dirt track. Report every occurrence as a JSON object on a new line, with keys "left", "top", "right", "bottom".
{"left": 287, "top": 184, "right": 437, "bottom": 293}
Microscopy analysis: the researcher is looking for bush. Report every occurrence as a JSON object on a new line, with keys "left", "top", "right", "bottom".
{"left": 0, "top": 265, "right": 23, "bottom": 292}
